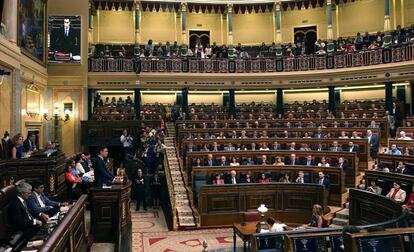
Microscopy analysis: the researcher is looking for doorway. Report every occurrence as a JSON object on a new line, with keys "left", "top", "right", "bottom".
{"left": 294, "top": 26, "right": 317, "bottom": 54}
{"left": 189, "top": 30, "right": 210, "bottom": 51}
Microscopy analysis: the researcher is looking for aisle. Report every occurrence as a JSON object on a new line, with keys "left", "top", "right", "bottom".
{"left": 131, "top": 203, "right": 245, "bottom": 252}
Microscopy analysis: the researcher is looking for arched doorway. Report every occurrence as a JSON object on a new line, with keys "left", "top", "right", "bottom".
{"left": 294, "top": 26, "right": 317, "bottom": 54}
{"left": 189, "top": 30, "right": 210, "bottom": 51}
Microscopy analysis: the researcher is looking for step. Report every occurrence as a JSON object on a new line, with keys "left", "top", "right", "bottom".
{"left": 336, "top": 209, "right": 349, "bottom": 219}
{"left": 332, "top": 217, "right": 349, "bottom": 226}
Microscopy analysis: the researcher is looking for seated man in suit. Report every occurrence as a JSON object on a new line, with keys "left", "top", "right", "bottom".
{"left": 304, "top": 155, "right": 316, "bottom": 166}
{"left": 27, "top": 180, "right": 68, "bottom": 220}
{"left": 242, "top": 172, "right": 255, "bottom": 183}
{"left": 285, "top": 153, "right": 299, "bottom": 166}
{"left": 346, "top": 141, "right": 359, "bottom": 153}
{"left": 295, "top": 171, "right": 309, "bottom": 184}
{"left": 203, "top": 153, "right": 216, "bottom": 166}
{"left": 93, "top": 146, "right": 118, "bottom": 187}
{"left": 330, "top": 141, "right": 342, "bottom": 152}
{"left": 226, "top": 170, "right": 240, "bottom": 184}
{"left": 395, "top": 162, "right": 412, "bottom": 175}
{"left": 23, "top": 133, "right": 37, "bottom": 152}
{"left": 314, "top": 171, "right": 330, "bottom": 191}
{"left": 335, "top": 157, "right": 349, "bottom": 173}
{"left": 218, "top": 155, "right": 228, "bottom": 166}
{"left": 259, "top": 154, "right": 269, "bottom": 165}
{"left": 386, "top": 181, "right": 406, "bottom": 203}
{"left": 9, "top": 182, "right": 43, "bottom": 241}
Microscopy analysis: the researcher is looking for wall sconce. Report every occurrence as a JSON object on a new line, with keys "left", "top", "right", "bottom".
{"left": 43, "top": 102, "right": 71, "bottom": 122}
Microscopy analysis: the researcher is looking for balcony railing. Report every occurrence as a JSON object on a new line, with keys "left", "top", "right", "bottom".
{"left": 88, "top": 42, "right": 414, "bottom": 73}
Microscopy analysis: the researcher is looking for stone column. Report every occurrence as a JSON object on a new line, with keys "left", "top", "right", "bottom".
{"left": 134, "top": 88, "right": 141, "bottom": 119}
{"left": 384, "top": 0, "right": 391, "bottom": 32}
{"left": 328, "top": 86, "right": 336, "bottom": 116}
{"left": 227, "top": 4, "right": 233, "bottom": 45}
{"left": 276, "top": 88, "right": 284, "bottom": 116}
{"left": 385, "top": 82, "right": 393, "bottom": 113}
{"left": 327, "top": 0, "right": 333, "bottom": 40}
{"left": 6, "top": 0, "right": 18, "bottom": 43}
{"left": 135, "top": 1, "right": 141, "bottom": 44}
{"left": 229, "top": 89, "right": 236, "bottom": 118}
{"left": 181, "top": 3, "right": 187, "bottom": 44}
{"left": 275, "top": 1, "right": 282, "bottom": 43}
{"left": 88, "top": 2, "right": 93, "bottom": 43}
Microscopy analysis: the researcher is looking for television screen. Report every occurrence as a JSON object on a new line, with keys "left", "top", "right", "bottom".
{"left": 293, "top": 237, "right": 327, "bottom": 252}
{"left": 48, "top": 16, "right": 81, "bottom": 63}
{"left": 358, "top": 235, "right": 403, "bottom": 252}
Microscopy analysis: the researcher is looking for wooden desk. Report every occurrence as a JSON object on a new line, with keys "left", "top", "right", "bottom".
{"left": 193, "top": 165, "right": 345, "bottom": 206}
{"left": 348, "top": 189, "right": 402, "bottom": 226}
{"left": 1, "top": 153, "right": 67, "bottom": 200}
{"left": 198, "top": 183, "right": 325, "bottom": 227}
{"left": 90, "top": 181, "right": 132, "bottom": 252}
{"left": 233, "top": 222, "right": 258, "bottom": 252}
{"left": 187, "top": 150, "right": 358, "bottom": 187}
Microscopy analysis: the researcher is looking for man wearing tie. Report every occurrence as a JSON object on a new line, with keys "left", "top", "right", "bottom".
{"left": 23, "top": 133, "right": 37, "bottom": 152}
{"left": 295, "top": 171, "right": 309, "bottom": 183}
{"left": 304, "top": 155, "right": 316, "bottom": 166}
{"left": 9, "top": 182, "right": 43, "bottom": 242}
{"left": 204, "top": 154, "right": 216, "bottom": 166}
{"left": 226, "top": 170, "right": 239, "bottom": 184}
{"left": 285, "top": 153, "right": 298, "bottom": 165}
{"left": 314, "top": 171, "right": 330, "bottom": 191}
{"left": 314, "top": 127, "right": 324, "bottom": 139}
{"left": 93, "top": 146, "right": 116, "bottom": 187}
{"left": 367, "top": 129, "right": 379, "bottom": 159}
{"left": 52, "top": 18, "right": 80, "bottom": 57}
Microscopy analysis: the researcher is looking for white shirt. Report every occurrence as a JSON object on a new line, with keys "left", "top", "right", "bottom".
{"left": 398, "top": 136, "right": 412, "bottom": 140}
{"left": 120, "top": 135, "right": 132, "bottom": 147}
{"left": 76, "top": 162, "right": 85, "bottom": 174}
{"left": 270, "top": 223, "right": 287, "bottom": 232}
{"left": 34, "top": 192, "right": 46, "bottom": 208}
{"left": 232, "top": 177, "right": 237, "bottom": 184}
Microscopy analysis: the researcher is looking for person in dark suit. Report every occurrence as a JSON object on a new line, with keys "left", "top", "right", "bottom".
{"left": 346, "top": 141, "right": 359, "bottom": 153}
{"left": 23, "top": 133, "right": 37, "bottom": 152}
{"left": 241, "top": 172, "right": 255, "bottom": 183}
{"left": 9, "top": 182, "right": 43, "bottom": 241}
{"left": 219, "top": 155, "right": 229, "bottom": 166}
{"left": 335, "top": 157, "right": 349, "bottom": 173}
{"left": 295, "top": 171, "right": 309, "bottom": 184}
{"left": 93, "top": 146, "right": 116, "bottom": 187}
{"left": 26, "top": 180, "right": 68, "bottom": 219}
{"left": 395, "top": 162, "right": 412, "bottom": 175}
{"left": 285, "top": 153, "right": 298, "bottom": 165}
{"left": 52, "top": 18, "right": 80, "bottom": 56}
{"left": 314, "top": 171, "right": 330, "bottom": 191}
{"left": 203, "top": 153, "right": 216, "bottom": 166}
{"left": 134, "top": 168, "right": 147, "bottom": 211}
{"left": 314, "top": 127, "right": 324, "bottom": 139}
{"left": 225, "top": 170, "right": 240, "bottom": 184}
{"left": 367, "top": 130, "right": 379, "bottom": 159}
{"left": 150, "top": 171, "right": 161, "bottom": 209}
{"left": 304, "top": 155, "right": 316, "bottom": 166}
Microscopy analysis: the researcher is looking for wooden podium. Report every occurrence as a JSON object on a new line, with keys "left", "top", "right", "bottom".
{"left": 90, "top": 180, "right": 132, "bottom": 252}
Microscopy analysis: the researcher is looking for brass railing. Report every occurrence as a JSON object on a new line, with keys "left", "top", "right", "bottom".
{"left": 88, "top": 42, "right": 414, "bottom": 73}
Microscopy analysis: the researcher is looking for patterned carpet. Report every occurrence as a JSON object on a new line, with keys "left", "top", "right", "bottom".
{"left": 132, "top": 205, "right": 245, "bottom": 252}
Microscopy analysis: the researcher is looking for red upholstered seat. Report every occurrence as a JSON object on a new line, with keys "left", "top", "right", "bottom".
{"left": 243, "top": 212, "right": 260, "bottom": 222}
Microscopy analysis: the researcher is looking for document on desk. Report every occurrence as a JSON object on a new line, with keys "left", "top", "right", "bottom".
{"left": 102, "top": 185, "right": 112, "bottom": 189}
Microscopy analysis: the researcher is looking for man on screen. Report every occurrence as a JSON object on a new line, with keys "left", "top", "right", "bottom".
{"left": 52, "top": 18, "right": 80, "bottom": 58}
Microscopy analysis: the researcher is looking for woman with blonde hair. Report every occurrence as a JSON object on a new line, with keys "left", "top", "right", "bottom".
{"left": 11, "top": 134, "right": 25, "bottom": 159}
{"left": 303, "top": 204, "right": 325, "bottom": 228}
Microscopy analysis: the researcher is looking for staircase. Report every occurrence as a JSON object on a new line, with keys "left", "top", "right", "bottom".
{"left": 164, "top": 123, "right": 197, "bottom": 229}
{"left": 330, "top": 202, "right": 349, "bottom": 228}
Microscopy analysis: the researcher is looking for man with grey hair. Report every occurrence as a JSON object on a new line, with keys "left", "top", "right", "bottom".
{"left": 9, "top": 182, "right": 42, "bottom": 240}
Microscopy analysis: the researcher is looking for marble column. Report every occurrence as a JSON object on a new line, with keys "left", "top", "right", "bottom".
{"left": 6, "top": 0, "right": 18, "bottom": 43}
{"left": 227, "top": 4, "right": 233, "bottom": 45}
{"left": 384, "top": 0, "right": 391, "bottom": 32}
{"left": 326, "top": 0, "right": 333, "bottom": 40}
{"left": 328, "top": 86, "right": 336, "bottom": 116}
{"left": 135, "top": 1, "right": 141, "bottom": 44}
{"left": 275, "top": 1, "right": 282, "bottom": 44}
{"left": 181, "top": 3, "right": 187, "bottom": 44}
{"left": 385, "top": 82, "right": 393, "bottom": 113}
{"left": 88, "top": 2, "right": 93, "bottom": 43}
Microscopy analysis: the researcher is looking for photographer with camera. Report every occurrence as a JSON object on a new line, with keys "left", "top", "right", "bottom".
{"left": 120, "top": 129, "right": 133, "bottom": 160}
